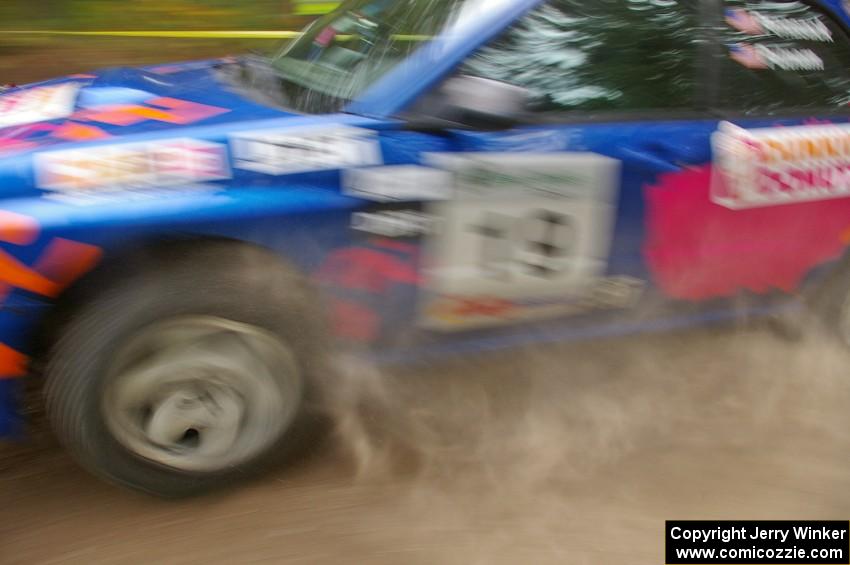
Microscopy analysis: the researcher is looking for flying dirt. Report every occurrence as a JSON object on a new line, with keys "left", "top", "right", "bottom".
{"left": 2, "top": 322, "right": 850, "bottom": 564}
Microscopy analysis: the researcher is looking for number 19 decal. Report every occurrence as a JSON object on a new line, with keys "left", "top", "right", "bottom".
{"left": 472, "top": 210, "right": 577, "bottom": 281}
{"left": 422, "top": 152, "right": 621, "bottom": 321}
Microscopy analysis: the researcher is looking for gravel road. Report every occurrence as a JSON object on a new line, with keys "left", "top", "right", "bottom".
{"left": 2, "top": 324, "right": 850, "bottom": 564}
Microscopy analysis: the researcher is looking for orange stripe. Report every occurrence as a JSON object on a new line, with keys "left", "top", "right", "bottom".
{"left": 0, "top": 343, "right": 27, "bottom": 378}
{"left": 0, "top": 210, "right": 104, "bottom": 379}
{"left": 0, "top": 250, "right": 59, "bottom": 297}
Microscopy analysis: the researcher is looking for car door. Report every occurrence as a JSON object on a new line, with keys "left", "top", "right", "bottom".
{"left": 331, "top": 0, "right": 850, "bottom": 351}
{"left": 385, "top": 0, "right": 723, "bottom": 336}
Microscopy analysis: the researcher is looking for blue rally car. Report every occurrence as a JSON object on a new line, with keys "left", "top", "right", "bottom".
{"left": 2, "top": 0, "right": 850, "bottom": 495}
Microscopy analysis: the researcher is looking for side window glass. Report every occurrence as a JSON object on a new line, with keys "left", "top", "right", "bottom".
{"left": 715, "top": 1, "right": 850, "bottom": 113}
{"left": 457, "top": 0, "right": 702, "bottom": 114}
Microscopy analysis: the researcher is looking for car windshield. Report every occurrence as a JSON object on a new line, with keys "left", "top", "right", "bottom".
{"left": 269, "top": 0, "right": 479, "bottom": 113}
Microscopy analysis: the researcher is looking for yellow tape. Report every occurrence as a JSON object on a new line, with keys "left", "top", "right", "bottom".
{"left": 293, "top": 2, "right": 340, "bottom": 15}
{"left": 0, "top": 30, "right": 431, "bottom": 41}
{"left": 0, "top": 30, "right": 303, "bottom": 39}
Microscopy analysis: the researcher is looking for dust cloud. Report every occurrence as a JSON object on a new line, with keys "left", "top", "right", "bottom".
{"left": 4, "top": 321, "right": 850, "bottom": 564}
{"left": 322, "top": 322, "right": 850, "bottom": 564}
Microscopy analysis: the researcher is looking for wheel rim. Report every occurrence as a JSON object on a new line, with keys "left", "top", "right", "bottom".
{"left": 102, "top": 316, "right": 302, "bottom": 472}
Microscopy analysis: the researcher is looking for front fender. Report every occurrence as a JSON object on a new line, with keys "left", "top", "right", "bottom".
{"left": 0, "top": 185, "right": 360, "bottom": 436}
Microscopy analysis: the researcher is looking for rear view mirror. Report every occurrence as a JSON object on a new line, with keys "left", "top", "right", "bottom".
{"left": 404, "top": 75, "right": 529, "bottom": 131}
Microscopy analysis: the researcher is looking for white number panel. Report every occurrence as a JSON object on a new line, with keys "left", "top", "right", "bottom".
{"left": 421, "top": 153, "right": 621, "bottom": 330}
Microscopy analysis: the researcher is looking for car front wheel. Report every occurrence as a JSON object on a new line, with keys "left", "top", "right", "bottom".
{"left": 43, "top": 242, "right": 325, "bottom": 496}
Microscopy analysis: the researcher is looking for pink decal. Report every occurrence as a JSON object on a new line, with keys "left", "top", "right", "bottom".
{"left": 644, "top": 166, "right": 850, "bottom": 300}
{"left": 725, "top": 9, "right": 764, "bottom": 35}
{"left": 148, "top": 65, "right": 185, "bottom": 75}
{"left": 729, "top": 43, "right": 768, "bottom": 69}
{"left": 75, "top": 97, "right": 228, "bottom": 127}
{"left": 0, "top": 123, "right": 53, "bottom": 153}
{"left": 315, "top": 26, "right": 339, "bottom": 47}
{"left": 0, "top": 121, "right": 111, "bottom": 155}
{"left": 149, "top": 97, "right": 229, "bottom": 124}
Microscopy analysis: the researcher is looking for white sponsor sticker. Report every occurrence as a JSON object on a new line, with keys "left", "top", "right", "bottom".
{"left": 727, "top": 8, "right": 833, "bottom": 42}
{"left": 419, "top": 153, "right": 621, "bottom": 329}
{"left": 0, "top": 83, "right": 80, "bottom": 128}
{"left": 758, "top": 14, "right": 833, "bottom": 42}
{"left": 35, "top": 138, "right": 230, "bottom": 198}
{"left": 756, "top": 44, "right": 823, "bottom": 71}
{"left": 344, "top": 165, "right": 453, "bottom": 201}
{"left": 352, "top": 210, "right": 439, "bottom": 238}
{"left": 230, "top": 126, "right": 382, "bottom": 175}
{"left": 760, "top": 45, "right": 824, "bottom": 71}
{"left": 712, "top": 121, "right": 850, "bottom": 209}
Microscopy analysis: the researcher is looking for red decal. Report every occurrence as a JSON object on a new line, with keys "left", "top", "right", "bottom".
{"left": 318, "top": 248, "right": 420, "bottom": 292}
{"left": 34, "top": 238, "right": 103, "bottom": 294}
{"left": 645, "top": 166, "right": 850, "bottom": 300}
{"left": 316, "top": 241, "right": 421, "bottom": 342}
{"left": 0, "top": 343, "right": 27, "bottom": 379}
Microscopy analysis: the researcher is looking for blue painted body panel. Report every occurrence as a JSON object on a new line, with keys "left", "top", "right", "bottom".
{"left": 1, "top": 0, "right": 850, "bottom": 437}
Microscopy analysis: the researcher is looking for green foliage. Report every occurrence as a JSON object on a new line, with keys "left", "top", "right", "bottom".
{"left": 0, "top": 1, "right": 323, "bottom": 83}
{"left": 462, "top": 0, "right": 699, "bottom": 112}
{"left": 0, "top": 1, "right": 310, "bottom": 31}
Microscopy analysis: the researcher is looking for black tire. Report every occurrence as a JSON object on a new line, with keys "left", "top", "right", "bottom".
{"left": 43, "top": 241, "right": 327, "bottom": 497}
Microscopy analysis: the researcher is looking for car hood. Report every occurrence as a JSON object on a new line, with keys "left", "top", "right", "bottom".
{"left": 0, "top": 58, "right": 293, "bottom": 157}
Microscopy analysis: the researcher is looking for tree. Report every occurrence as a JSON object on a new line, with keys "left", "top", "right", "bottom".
{"left": 462, "top": 0, "right": 699, "bottom": 112}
